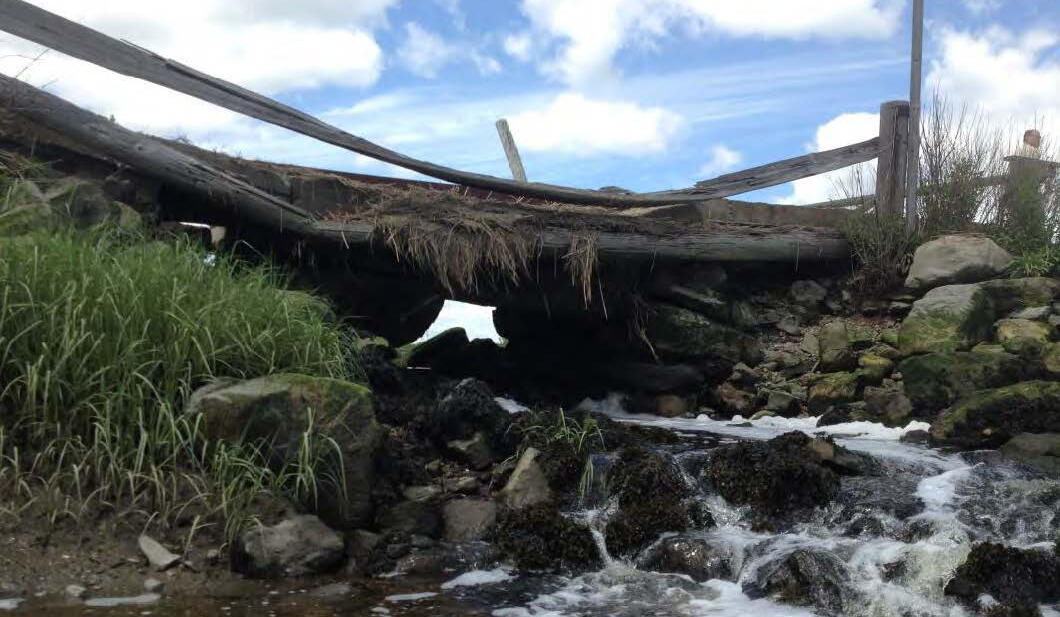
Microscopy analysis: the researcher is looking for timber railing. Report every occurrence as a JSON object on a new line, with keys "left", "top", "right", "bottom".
{"left": 0, "top": 0, "right": 897, "bottom": 216}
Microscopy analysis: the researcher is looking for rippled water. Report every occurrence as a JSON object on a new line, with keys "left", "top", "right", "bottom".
{"left": 5, "top": 401, "right": 1058, "bottom": 617}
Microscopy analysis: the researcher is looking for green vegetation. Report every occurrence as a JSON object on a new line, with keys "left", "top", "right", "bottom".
{"left": 514, "top": 409, "right": 605, "bottom": 504}
{"left": 843, "top": 92, "right": 1060, "bottom": 295}
{"left": 0, "top": 223, "right": 359, "bottom": 540}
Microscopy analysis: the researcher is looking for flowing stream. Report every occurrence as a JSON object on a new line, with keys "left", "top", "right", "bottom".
{"left": 6, "top": 398, "right": 1058, "bottom": 617}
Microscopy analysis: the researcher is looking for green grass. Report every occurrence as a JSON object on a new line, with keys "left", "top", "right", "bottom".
{"left": 0, "top": 225, "right": 359, "bottom": 540}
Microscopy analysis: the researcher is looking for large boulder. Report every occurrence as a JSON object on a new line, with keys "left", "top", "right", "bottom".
{"left": 604, "top": 448, "right": 705, "bottom": 558}
{"left": 980, "top": 277, "right": 1060, "bottom": 314}
{"left": 495, "top": 504, "right": 601, "bottom": 573}
{"left": 898, "top": 283, "right": 995, "bottom": 355}
{"left": 705, "top": 432, "right": 853, "bottom": 515}
{"left": 442, "top": 499, "right": 499, "bottom": 543}
{"left": 1000, "top": 433, "right": 1060, "bottom": 474}
{"left": 932, "top": 381, "right": 1060, "bottom": 449}
{"left": 743, "top": 548, "right": 855, "bottom": 615}
{"left": 905, "top": 235, "right": 1012, "bottom": 291}
{"left": 188, "top": 374, "right": 381, "bottom": 528}
{"left": 944, "top": 542, "right": 1059, "bottom": 607}
{"left": 645, "top": 303, "right": 762, "bottom": 364}
{"left": 232, "top": 515, "right": 346, "bottom": 578}
{"left": 899, "top": 351, "right": 1026, "bottom": 413}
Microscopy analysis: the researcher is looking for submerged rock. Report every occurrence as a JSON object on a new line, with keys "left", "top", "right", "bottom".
{"left": 188, "top": 374, "right": 381, "bottom": 527}
{"left": 743, "top": 548, "right": 854, "bottom": 615}
{"left": 904, "top": 235, "right": 1012, "bottom": 291}
{"left": 495, "top": 504, "right": 600, "bottom": 573}
{"left": 899, "top": 351, "right": 1025, "bottom": 413}
{"left": 705, "top": 432, "right": 848, "bottom": 515}
{"left": 944, "top": 542, "right": 1060, "bottom": 607}
{"left": 1000, "top": 433, "right": 1060, "bottom": 474}
{"left": 932, "top": 381, "right": 1060, "bottom": 449}
{"left": 639, "top": 534, "right": 735, "bottom": 582}
{"left": 232, "top": 515, "right": 345, "bottom": 578}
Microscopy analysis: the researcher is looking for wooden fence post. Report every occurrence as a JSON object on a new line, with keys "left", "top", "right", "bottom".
{"left": 495, "top": 118, "right": 528, "bottom": 182}
{"left": 875, "top": 100, "right": 910, "bottom": 216}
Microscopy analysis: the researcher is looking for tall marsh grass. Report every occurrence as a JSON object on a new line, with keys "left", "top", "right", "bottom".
{"left": 0, "top": 227, "right": 357, "bottom": 539}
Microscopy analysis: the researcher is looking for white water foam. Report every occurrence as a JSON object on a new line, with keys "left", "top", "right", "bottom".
{"left": 442, "top": 568, "right": 515, "bottom": 589}
{"left": 386, "top": 592, "right": 439, "bottom": 602}
{"left": 0, "top": 599, "right": 22, "bottom": 611}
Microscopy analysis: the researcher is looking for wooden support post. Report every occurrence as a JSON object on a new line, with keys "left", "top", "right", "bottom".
{"left": 875, "top": 100, "right": 910, "bottom": 216}
{"left": 495, "top": 118, "right": 527, "bottom": 182}
{"left": 905, "top": 0, "right": 924, "bottom": 230}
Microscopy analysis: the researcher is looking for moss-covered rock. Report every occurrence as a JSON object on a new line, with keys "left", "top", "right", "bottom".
{"left": 818, "top": 320, "right": 854, "bottom": 371}
{"left": 495, "top": 504, "right": 601, "bottom": 573}
{"left": 856, "top": 354, "right": 894, "bottom": 385}
{"left": 808, "top": 372, "right": 860, "bottom": 412}
{"left": 645, "top": 303, "right": 762, "bottom": 364}
{"left": 604, "top": 448, "right": 706, "bottom": 558}
{"left": 996, "top": 318, "right": 1052, "bottom": 355}
{"left": 898, "top": 283, "right": 996, "bottom": 355}
{"left": 899, "top": 351, "right": 1026, "bottom": 413}
{"left": 1044, "top": 342, "right": 1060, "bottom": 378}
{"left": 932, "top": 381, "right": 1060, "bottom": 449}
{"left": 981, "top": 277, "right": 1060, "bottom": 314}
{"left": 188, "top": 374, "right": 381, "bottom": 528}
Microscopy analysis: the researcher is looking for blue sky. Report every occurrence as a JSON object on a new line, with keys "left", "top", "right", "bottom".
{"left": 2, "top": 0, "right": 1060, "bottom": 205}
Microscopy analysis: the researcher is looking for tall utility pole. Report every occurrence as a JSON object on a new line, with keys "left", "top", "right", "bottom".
{"left": 905, "top": 0, "right": 924, "bottom": 230}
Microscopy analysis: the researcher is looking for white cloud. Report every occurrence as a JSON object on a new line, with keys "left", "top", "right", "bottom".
{"left": 962, "top": 0, "right": 1000, "bottom": 14}
{"left": 0, "top": 0, "right": 390, "bottom": 138}
{"left": 697, "top": 145, "right": 743, "bottom": 177}
{"left": 503, "top": 32, "right": 534, "bottom": 62}
{"left": 928, "top": 27, "right": 1060, "bottom": 139}
{"left": 397, "top": 22, "right": 502, "bottom": 79}
{"left": 778, "top": 112, "right": 880, "bottom": 205}
{"left": 507, "top": 93, "right": 683, "bottom": 156}
{"left": 513, "top": 0, "right": 903, "bottom": 87}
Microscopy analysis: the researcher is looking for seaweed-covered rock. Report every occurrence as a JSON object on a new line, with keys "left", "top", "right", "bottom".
{"left": 495, "top": 504, "right": 601, "bottom": 573}
{"left": 932, "top": 381, "right": 1060, "bottom": 449}
{"left": 899, "top": 351, "right": 1025, "bottom": 412}
{"left": 639, "top": 534, "right": 735, "bottom": 582}
{"left": 743, "top": 548, "right": 854, "bottom": 615}
{"left": 944, "top": 542, "right": 1060, "bottom": 607}
{"left": 188, "top": 374, "right": 381, "bottom": 528}
{"left": 899, "top": 283, "right": 996, "bottom": 355}
{"left": 425, "top": 379, "right": 514, "bottom": 456}
{"left": 705, "top": 432, "right": 846, "bottom": 515}
{"left": 604, "top": 448, "right": 705, "bottom": 558}
{"left": 904, "top": 235, "right": 1012, "bottom": 291}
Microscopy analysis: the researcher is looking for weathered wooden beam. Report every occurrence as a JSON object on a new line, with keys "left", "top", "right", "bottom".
{"left": 312, "top": 221, "right": 850, "bottom": 263}
{"left": 0, "top": 73, "right": 314, "bottom": 233}
{"left": 653, "top": 137, "right": 881, "bottom": 197}
{"left": 906, "top": 0, "right": 925, "bottom": 230}
{"left": 0, "top": 0, "right": 879, "bottom": 207}
{"left": 494, "top": 118, "right": 527, "bottom": 182}
{"left": 875, "top": 100, "right": 910, "bottom": 216}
